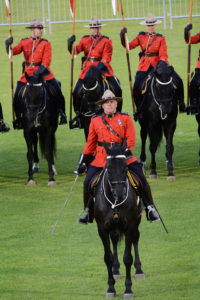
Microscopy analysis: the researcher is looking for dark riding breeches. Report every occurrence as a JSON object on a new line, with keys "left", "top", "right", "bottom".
{"left": 189, "top": 68, "right": 200, "bottom": 101}
{"left": 46, "top": 78, "right": 66, "bottom": 113}
{"left": 72, "top": 79, "right": 83, "bottom": 113}
{"left": 172, "top": 71, "right": 184, "bottom": 103}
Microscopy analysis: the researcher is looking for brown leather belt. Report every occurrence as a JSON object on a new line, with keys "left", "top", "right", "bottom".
{"left": 144, "top": 53, "right": 159, "bottom": 57}
{"left": 97, "top": 141, "right": 122, "bottom": 147}
{"left": 87, "top": 57, "right": 101, "bottom": 62}
{"left": 25, "top": 62, "right": 42, "bottom": 66}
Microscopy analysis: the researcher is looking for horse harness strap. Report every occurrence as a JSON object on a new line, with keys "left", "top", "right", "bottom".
{"left": 101, "top": 114, "right": 124, "bottom": 142}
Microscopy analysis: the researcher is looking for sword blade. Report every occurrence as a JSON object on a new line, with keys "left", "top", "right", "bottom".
{"left": 51, "top": 175, "right": 79, "bottom": 234}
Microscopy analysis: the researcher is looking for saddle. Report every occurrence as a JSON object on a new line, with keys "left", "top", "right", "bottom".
{"left": 88, "top": 170, "right": 142, "bottom": 195}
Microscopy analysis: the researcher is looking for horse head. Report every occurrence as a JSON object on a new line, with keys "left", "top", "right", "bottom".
{"left": 24, "top": 72, "right": 46, "bottom": 125}
{"left": 104, "top": 140, "right": 128, "bottom": 202}
{"left": 152, "top": 61, "right": 175, "bottom": 119}
{"left": 82, "top": 66, "right": 104, "bottom": 114}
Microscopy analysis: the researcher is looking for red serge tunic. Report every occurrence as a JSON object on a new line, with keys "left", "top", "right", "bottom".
{"left": 83, "top": 113, "right": 137, "bottom": 168}
{"left": 12, "top": 37, "right": 54, "bottom": 83}
{"left": 128, "top": 32, "right": 169, "bottom": 71}
{"left": 185, "top": 33, "right": 200, "bottom": 68}
{"left": 75, "top": 33, "right": 114, "bottom": 79}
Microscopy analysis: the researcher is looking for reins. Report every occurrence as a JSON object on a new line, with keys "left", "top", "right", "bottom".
{"left": 151, "top": 76, "right": 173, "bottom": 120}
{"left": 102, "top": 168, "right": 129, "bottom": 209}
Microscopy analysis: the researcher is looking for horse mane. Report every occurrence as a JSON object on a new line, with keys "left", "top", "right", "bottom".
{"left": 84, "top": 65, "right": 102, "bottom": 83}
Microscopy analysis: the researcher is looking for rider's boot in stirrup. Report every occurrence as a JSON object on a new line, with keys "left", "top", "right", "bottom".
{"left": 142, "top": 184, "right": 160, "bottom": 223}
{"left": 0, "top": 119, "right": 10, "bottom": 133}
{"left": 78, "top": 191, "right": 94, "bottom": 224}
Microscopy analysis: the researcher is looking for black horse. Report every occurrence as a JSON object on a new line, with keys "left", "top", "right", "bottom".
{"left": 94, "top": 142, "right": 144, "bottom": 298}
{"left": 137, "top": 61, "right": 178, "bottom": 180}
{"left": 77, "top": 65, "right": 121, "bottom": 140}
{"left": 21, "top": 73, "right": 58, "bottom": 185}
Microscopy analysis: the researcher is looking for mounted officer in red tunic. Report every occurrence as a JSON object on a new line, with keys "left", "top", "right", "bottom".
{"left": 76, "top": 89, "right": 160, "bottom": 225}
{"left": 67, "top": 16, "right": 122, "bottom": 128}
{"left": 184, "top": 23, "right": 200, "bottom": 114}
{"left": 120, "top": 13, "right": 186, "bottom": 120}
{"left": 5, "top": 19, "right": 67, "bottom": 129}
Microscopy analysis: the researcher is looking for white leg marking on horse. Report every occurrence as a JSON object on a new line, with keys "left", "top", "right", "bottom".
{"left": 52, "top": 165, "right": 58, "bottom": 175}
{"left": 27, "top": 180, "right": 36, "bottom": 185}
{"left": 167, "top": 176, "right": 176, "bottom": 181}
{"left": 48, "top": 181, "right": 56, "bottom": 186}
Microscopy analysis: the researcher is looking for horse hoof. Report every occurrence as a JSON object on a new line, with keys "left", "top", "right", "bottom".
{"left": 149, "top": 174, "right": 157, "bottom": 179}
{"left": 48, "top": 181, "right": 56, "bottom": 186}
{"left": 167, "top": 176, "right": 175, "bottom": 181}
{"left": 135, "top": 273, "right": 145, "bottom": 279}
{"left": 113, "top": 274, "right": 120, "bottom": 280}
{"left": 106, "top": 292, "right": 116, "bottom": 298}
{"left": 27, "top": 180, "right": 36, "bottom": 185}
{"left": 123, "top": 293, "right": 134, "bottom": 299}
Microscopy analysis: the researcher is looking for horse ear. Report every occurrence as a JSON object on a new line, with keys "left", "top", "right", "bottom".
{"left": 25, "top": 72, "right": 30, "bottom": 81}
{"left": 121, "top": 139, "right": 127, "bottom": 154}
{"left": 103, "top": 140, "right": 111, "bottom": 155}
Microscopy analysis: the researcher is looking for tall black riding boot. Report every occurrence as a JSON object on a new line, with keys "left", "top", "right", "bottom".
{"left": 142, "top": 184, "right": 160, "bottom": 223}
{"left": 78, "top": 191, "right": 94, "bottom": 225}
{"left": 58, "top": 95, "right": 67, "bottom": 125}
{"left": 0, "top": 104, "right": 10, "bottom": 133}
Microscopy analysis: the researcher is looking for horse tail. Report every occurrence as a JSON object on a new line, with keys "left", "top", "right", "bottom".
{"left": 39, "top": 129, "right": 56, "bottom": 159}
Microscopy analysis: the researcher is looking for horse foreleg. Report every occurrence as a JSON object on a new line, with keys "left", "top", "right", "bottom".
{"left": 149, "top": 139, "right": 158, "bottom": 179}
{"left": 110, "top": 231, "right": 120, "bottom": 280}
{"left": 132, "top": 226, "right": 145, "bottom": 279}
{"left": 24, "top": 130, "right": 35, "bottom": 184}
{"left": 140, "top": 123, "right": 147, "bottom": 165}
{"left": 43, "top": 130, "right": 56, "bottom": 185}
{"left": 32, "top": 133, "right": 40, "bottom": 173}
{"left": 164, "top": 122, "right": 176, "bottom": 180}
{"left": 123, "top": 233, "right": 134, "bottom": 298}
{"left": 98, "top": 228, "right": 116, "bottom": 297}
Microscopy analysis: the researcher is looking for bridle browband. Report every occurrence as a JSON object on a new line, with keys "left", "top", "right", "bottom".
{"left": 82, "top": 81, "right": 98, "bottom": 91}
{"left": 151, "top": 76, "right": 173, "bottom": 120}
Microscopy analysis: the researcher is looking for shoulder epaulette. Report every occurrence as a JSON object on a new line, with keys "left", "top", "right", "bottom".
{"left": 21, "top": 37, "right": 29, "bottom": 40}
{"left": 82, "top": 35, "right": 90, "bottom": 38}
{"left": 139, "top": 32, "right": 146, "bottom": 35}
{"left": 102, "top": 35, "right": 110, "bottom": 39}
{"left": 119, "top": 112, "right": 130, "bottom": 116}
{"left": 156, "top": 33, "right": 163, "bottom": 37}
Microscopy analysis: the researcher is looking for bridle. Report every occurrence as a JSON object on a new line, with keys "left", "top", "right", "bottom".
{"left": 25, "top": 81, "right": 47, "bottom": 127}
{"left": 102, "top": 154, "right": 129, "bottom": 209}
{"left": 151, "top": 75, "right": 173, "bottom": 120}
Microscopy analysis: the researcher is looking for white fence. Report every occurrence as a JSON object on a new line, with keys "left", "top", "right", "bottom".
{"left": 0, "top": 0, "right": 199, "bottom": 33}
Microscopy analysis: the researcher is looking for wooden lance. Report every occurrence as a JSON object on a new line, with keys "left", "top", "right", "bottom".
{"left": 187, "top": 0, "right": 193, "bottom": 109}
{"left": 120, "top": 0, "right": 135, "bottom": 113}
{"left": 69, "top": 0, "right": 76, "bottom": 123}
{"left": 7, "top": 0, "right": 15, "bottom": 120}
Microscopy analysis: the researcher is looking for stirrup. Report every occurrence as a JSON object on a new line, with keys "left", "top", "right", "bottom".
{"left": 146, "top": 207, "right": 160, "bottom": 223}
{"left": 59, "top": 113, "right": 67, "bottom": 125}
{"left": 69, "top": 116, "right": 82, "bottom": 129}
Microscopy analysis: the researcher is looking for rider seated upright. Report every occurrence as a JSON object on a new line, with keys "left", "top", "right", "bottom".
{"left": 76, "top": 89, "right": 160, "bottom": 225}
{"left": 0, "top": 102, "right": 10, "bottom": 133}
{"left": 184, "top": 23, "right": 200, "bottom": 114}
{"left": 5, "top": 19, "right": 67, "bottom": 130}
{"left": 120, "top": 13, "right": 186, "bottom": 120}
{"left": 67, "top": 16, "right": 122, "bottom": 129}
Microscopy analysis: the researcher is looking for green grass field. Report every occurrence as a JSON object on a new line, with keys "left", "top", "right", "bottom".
{"left": 0, "top": 11, "right": 200, "bottom": 300}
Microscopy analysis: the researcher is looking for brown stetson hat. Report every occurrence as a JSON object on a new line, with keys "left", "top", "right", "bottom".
{"left": 140, "top": 13, "right": 162, "bottom": 26}
{"left": 25, "top": 18, "right": 45, "bottom": 29}
{"left": 96, "top": 90, "right": 122, "bottom": 105}
{"left": 84, "top": 16, "right": 106, "bottom": 28}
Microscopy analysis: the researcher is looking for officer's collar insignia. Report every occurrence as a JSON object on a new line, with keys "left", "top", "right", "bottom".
{"left": 104, "top": 113, "right": 117, "bottom": 118}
